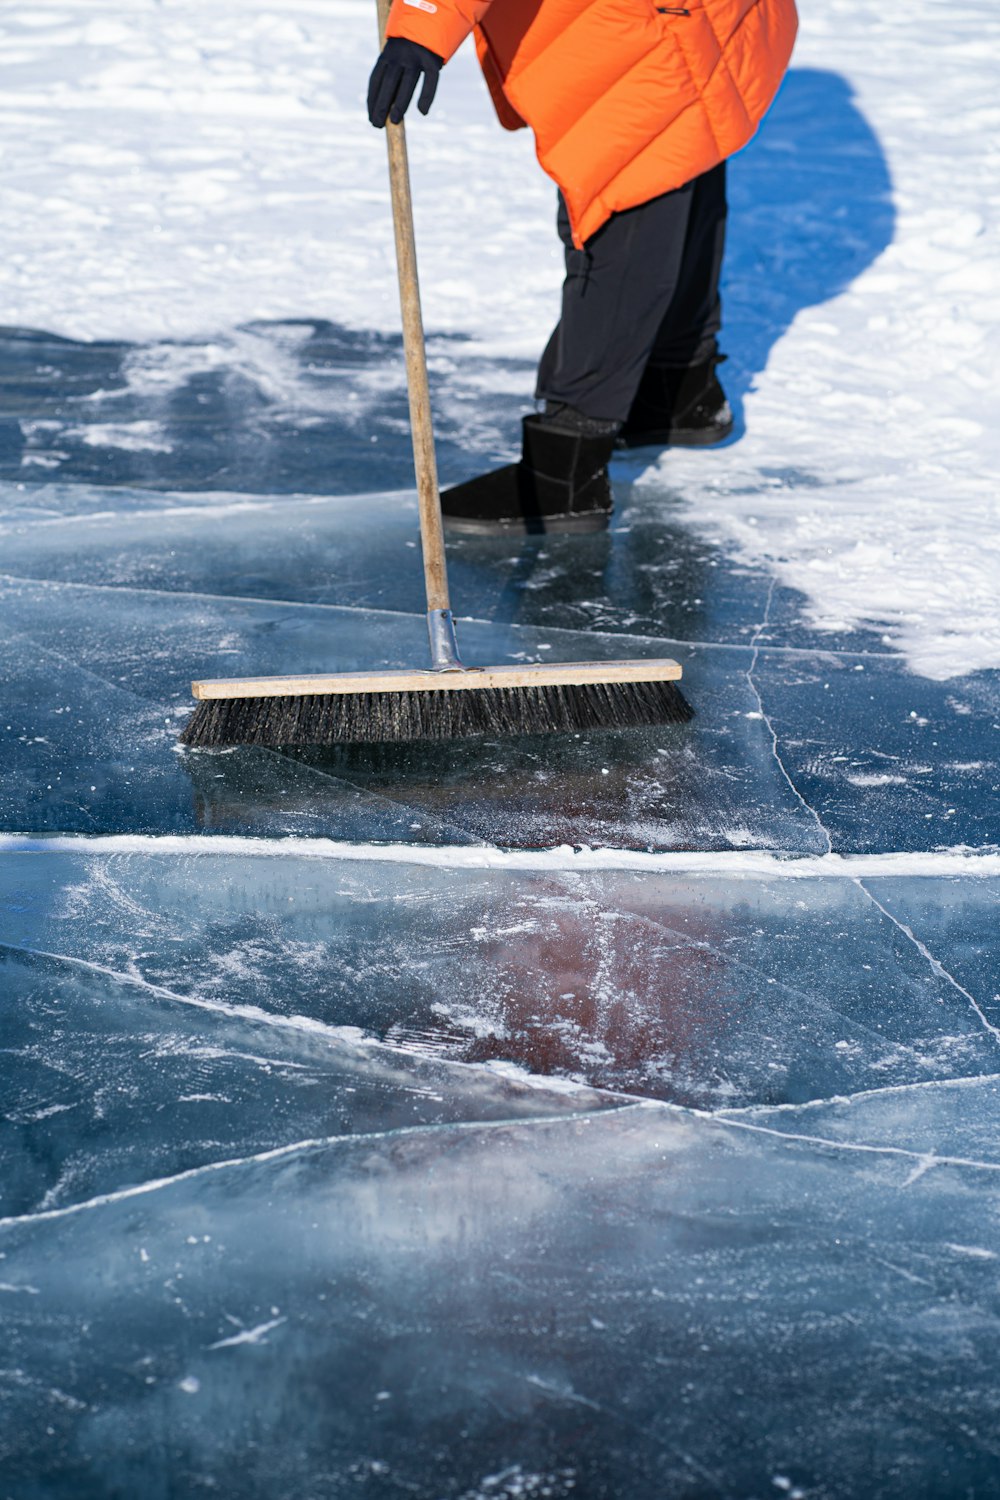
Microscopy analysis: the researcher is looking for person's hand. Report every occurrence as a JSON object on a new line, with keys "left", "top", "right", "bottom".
{"left": 368, "top": 38, "right": 443, "bottom": 128}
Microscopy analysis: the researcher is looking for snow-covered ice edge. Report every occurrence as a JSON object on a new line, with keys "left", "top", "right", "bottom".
{"left": 1, "top": 834, "right": 998, "bottom": 878}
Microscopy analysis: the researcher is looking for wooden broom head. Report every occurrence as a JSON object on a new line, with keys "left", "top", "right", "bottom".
{"left": 190, "top": 658, "right": 683, "bottom": 701}
{"left": 181, "top": 659, "right": 691, "bottom": 747}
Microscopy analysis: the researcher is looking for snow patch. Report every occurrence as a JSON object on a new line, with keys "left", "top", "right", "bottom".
{"left": 3, "top": 833, "right": 1000, "bottom": 879}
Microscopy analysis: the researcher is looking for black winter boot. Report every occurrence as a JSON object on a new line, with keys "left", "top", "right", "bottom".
{"left": 617, "top": 355, "right": 733, "bottom": 450}
{"left": 441, "top": 408, "right": 617, "bottom": 535}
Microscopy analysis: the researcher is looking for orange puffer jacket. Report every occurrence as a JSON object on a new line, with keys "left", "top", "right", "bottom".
{"left": 386, "top": 0, "right": 798, "bottom": 247}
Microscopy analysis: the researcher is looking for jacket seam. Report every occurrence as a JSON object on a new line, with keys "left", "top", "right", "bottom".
{"left": 700, "top": 3, "right": 757, "bottom": 136}
{"left": 665, "top": 16, "right": 724, "bottom": 155}
{"left": 574, "top": 90, "right": 712, "bottom": 228}
{"left": 519, "top": 24, "right": 701, "bottom": 175}
{"left": 506, "top": 7, "right": 647, "bottom": 108}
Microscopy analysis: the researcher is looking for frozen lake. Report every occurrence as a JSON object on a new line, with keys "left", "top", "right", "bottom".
{"left": 1, "top": 313, "right": 999, "bottom": 1497}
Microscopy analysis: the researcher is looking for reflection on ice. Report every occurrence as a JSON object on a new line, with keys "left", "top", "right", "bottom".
{"left": 3, "top": 850, "right": 998, "bottom": 1115}
{"left": 5, "top": 825, "right": 998, "bottom": 1500}
{"left": 2, "top": 459, "right": 997, "bottom": 849}
{"left": 0, "top": 940, "right": 617, "bottom": 1220}
{"left": 0, "top": 576, "right": 829, "bottom": 850}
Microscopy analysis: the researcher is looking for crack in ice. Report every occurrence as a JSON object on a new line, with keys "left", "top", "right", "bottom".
{"left": 0, "top": 1105, "right": 640, "bottom": 1232}
{"left": 718, "top": 1070, "right": 1000, "bottom": 1119}
{"left": 0, "top": 570, "right": 439, "bottom": 625}
{"left": 208, "top": 1317, "right": 287, "bottom": 1350}
{"left": 746, "top": 577, "right": 834, "bottom": 855}
{"left": 0, "top": 938, "right": 621, "bottom": 1102}
{"left": 0, "top": 572, "right": 901, "bottom": 662}
{"left": 1, "top": 623, "right": 158, "bottom": 707}
{"left": 867, "top": 1255, "right": 935, "bottom": 1287}
{"left": 856, "top": 880, "right": 1000, "bottom": 1049}
{"left": 714, "top": 1115, "right": 1000, "bottom": 1176}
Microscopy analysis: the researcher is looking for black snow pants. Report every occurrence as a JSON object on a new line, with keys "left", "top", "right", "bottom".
{"left": 535, "top": 161, "right": 727, "bottom": 424}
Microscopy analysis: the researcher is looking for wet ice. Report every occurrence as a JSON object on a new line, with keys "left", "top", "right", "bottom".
{"left": 3, "top": 326, "right": 1000, "bottom": 1496}
{"left": 2, "top": 479, "right": 997, "bottom": 848}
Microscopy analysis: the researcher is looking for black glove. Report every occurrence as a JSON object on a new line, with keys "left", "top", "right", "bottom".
{"left": 368, "top": 37, "right": 443, "bottom": 128}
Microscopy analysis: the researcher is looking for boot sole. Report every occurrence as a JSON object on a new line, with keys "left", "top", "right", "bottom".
{"left": 617, "top": 418, "right": 735, "bottom": 451}
{"left": 442, "top": 509, "right": 611, "bottom": 537}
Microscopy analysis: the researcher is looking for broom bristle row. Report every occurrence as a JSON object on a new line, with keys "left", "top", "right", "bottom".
{"left": 180, "top": 678, "right": 692, "bottom": 748}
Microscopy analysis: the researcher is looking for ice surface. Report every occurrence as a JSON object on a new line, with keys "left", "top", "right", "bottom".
{"left": 3, "top": 839, "right": 1000, "bottom": 1494}
{"left": 3, "top": 848, "right": 1000, "bottom": 1119}
{"left": 6, "top": 1100, "right": 1000, "bottom": 1498}
{"left": 3, "top": 3, "right": 1000, "bottom": 1493}
{"left": 0, "top": 936, "right": 618, "bottom": 1221}
{"left": 2, "top": 240, "right": 999, "bottom": 1500}
{"left": 0, "top": 323, "right": 534, "bottom": 501}
{"left": 0, "top": 569, "right": 832, "bottom": 850}
{"left": 2, "top": 468, "right": 998, "bottom": 849}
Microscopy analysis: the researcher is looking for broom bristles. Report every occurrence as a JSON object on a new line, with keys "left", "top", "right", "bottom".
{"left": 181, "top": 677, "right": 692, "bottom": 748}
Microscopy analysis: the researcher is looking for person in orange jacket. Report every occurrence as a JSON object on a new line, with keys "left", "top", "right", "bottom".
{"left": 368, "top": 0, "right": 797, "bottom": 535}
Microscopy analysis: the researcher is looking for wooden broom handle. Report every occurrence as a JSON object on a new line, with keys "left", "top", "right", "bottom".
{"left": 376, "top": 0, "right": 451, "bottom": 617}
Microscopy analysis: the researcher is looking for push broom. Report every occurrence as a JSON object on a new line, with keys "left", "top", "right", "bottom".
{"left": 180, "top": 0, "right": 691, "bottom": 750}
